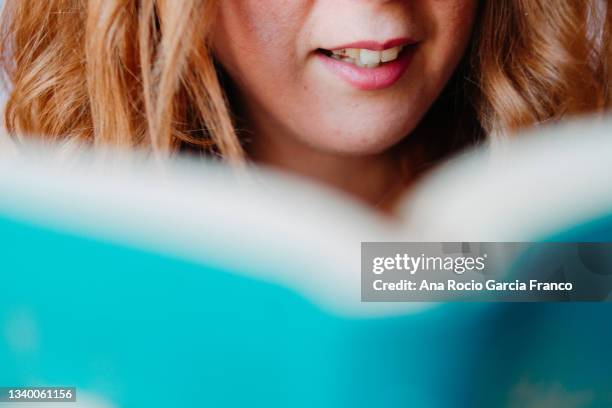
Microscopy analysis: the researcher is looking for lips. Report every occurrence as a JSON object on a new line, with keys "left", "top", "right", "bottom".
{"left": 316, "top": 38, "right": 417, "bottom": 91}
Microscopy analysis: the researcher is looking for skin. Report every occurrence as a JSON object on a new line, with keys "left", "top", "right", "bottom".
{"left": 212, "top": 0, "right": 478, "bottom": 211}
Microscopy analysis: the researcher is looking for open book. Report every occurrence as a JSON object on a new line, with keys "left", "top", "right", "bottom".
{"left": 1, "top": 117, "right": 611, "bottom": 407}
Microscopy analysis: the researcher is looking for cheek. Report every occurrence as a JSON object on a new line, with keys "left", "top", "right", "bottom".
{"left": 419, "top": 1, "right": 478, "bottom": 79}
{"left": 212, "top": 1, "right": 307, "bottom": 84}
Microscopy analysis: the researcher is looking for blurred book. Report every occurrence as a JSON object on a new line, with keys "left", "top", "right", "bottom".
{"left": 0, "top": 116, "right": 611, "bottom": 407}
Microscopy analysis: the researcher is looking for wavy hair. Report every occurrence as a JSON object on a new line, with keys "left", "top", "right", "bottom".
{"left": 0, "top": 0, "right": 610, "bottom": 160}
{"left": 474, "top": 0, "right": 611, "bottom": 135}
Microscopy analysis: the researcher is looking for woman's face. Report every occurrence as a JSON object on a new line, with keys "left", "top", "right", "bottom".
{"left": 213, "top": 0, "right": 478, "bottom": 156}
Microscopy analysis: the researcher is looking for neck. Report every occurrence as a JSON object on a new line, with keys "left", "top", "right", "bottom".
{"left": 246, "top": 123, "right": 409, "bottom": 213}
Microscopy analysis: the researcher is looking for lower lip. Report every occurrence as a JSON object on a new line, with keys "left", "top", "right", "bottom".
{"left": 316, "top": 47, "right": 415, "bottom": 91}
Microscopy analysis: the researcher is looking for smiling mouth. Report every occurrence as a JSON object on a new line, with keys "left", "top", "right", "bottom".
{"left": 317, "top": 45, "right": 411, "bottom": 69}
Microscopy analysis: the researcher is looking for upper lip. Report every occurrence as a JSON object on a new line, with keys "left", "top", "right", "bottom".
{"left": 323, "top": 38, "right": 415, "bottom": 51}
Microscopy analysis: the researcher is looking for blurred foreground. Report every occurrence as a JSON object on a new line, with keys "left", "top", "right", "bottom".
{"left": 1, "top": 117, "right": 611, "bottom": 407}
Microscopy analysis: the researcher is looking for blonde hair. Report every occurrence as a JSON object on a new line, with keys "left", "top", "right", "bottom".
{"left": 1, "top": 0, "right": 610, "bottom": 160}
{"left": 475, "top": 0, "right": 611, "bottom": 135}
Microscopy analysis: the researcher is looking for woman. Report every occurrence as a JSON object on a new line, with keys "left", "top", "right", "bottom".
{"left": 1, "top": 0, "right": 610, "bottom": 212}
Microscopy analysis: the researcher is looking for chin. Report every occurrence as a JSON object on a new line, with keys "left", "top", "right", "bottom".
{"left": 301, "top": 127, "right": 411, "bottom": 157}
{"left": 307, "top": 114, "right": 418, "bottom": 156}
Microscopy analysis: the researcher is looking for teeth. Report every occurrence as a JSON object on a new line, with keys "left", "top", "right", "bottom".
{"left": 360, "top": 49, "right": 381, "bottom": 66}
{"left": 381, "top": 47, "right": 400, "bottom": 63}
{"left": 345, "top": 48, "right": 360, "bottom": 59}
{"left": 328, "top": 46, "right": 404, "bottom": 68}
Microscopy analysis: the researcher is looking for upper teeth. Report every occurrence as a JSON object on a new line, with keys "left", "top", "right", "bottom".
{"left": 330, "top": 46, "right": 404, "bottom": 68}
